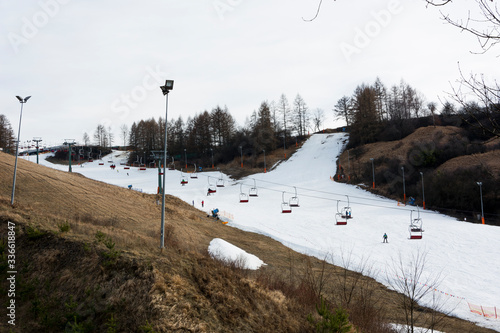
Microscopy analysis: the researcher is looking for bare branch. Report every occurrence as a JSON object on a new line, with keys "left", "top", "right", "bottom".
{"left": 303, "top": 0, "right": 324, "bottom": 22}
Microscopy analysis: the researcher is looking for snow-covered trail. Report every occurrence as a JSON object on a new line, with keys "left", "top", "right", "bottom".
{"left": 26, "top": 133, "right": 500, "bottom": 331}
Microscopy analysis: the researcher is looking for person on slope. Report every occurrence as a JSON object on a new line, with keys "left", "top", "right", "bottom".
{"left": 383, "top": 233, "right": 388, "bottom": 243}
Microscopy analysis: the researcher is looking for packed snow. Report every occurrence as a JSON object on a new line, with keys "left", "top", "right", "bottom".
{"left": 23, "top": 133, "right": 500, "bottom": 331}
{"left": 208, "top": 238, "right": 265, "bottom": 270}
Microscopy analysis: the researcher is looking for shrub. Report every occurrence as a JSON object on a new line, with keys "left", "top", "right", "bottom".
{"left": 26, "top": 224, "right": 46, "bottom": 240}
{"left": 308, "top": 296, "right": 351, "bottom": 333}
{"left": 58, "top": 221, "right": 71, "bottom": 233}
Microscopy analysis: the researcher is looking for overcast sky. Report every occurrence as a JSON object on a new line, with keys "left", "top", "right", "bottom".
{"left": 1, "top": 1, "right": 499, "bottom": 146}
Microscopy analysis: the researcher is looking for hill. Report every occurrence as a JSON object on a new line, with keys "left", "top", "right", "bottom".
{"left": 1, "top": 145, "right": 498, "bottom": 332}
{"left": 336, "top": 125, "right": 500, "bottom": 224}
{"left": 0, "top": 151, "right": 312, "bottom": 332}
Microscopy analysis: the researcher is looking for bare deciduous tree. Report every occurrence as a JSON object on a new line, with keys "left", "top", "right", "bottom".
{"left": 312, "top": 108, "right": 325, "bottom": 132}
{"left": 425, "top": 0, "right": 500, "bottom": 138}
{"left": 120, "top": 124, "right": 128, "bottom": 147}
{"left": 387, "top": 251, "right": 449, "bottom": 333}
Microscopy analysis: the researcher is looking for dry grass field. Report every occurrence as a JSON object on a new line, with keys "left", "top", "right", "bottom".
{"left": 0, "top": 150, "right": 495, "bottom": 332}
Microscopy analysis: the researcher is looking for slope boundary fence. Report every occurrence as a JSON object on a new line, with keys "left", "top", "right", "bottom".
{"left": 468, "top": 303, "right": 498, "bottom": 319}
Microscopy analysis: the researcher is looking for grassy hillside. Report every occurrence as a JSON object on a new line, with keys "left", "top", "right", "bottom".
{"left": 336, "top": 125, "right": 500, "bottom": 225}
{"left": 0, "top": 151, "right": 496, "bottom": 332}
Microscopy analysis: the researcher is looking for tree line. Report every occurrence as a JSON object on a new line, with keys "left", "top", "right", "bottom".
{"left": 333, "top": 78, "right": 439, "bottom": 147}
{"left": 0, "top": 114, "right": 15, "bottom": 153}
{"left": 124, "top": 94, "right": 324, "bottom": 168}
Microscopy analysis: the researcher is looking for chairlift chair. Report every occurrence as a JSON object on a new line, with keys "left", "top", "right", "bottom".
{"left": 281, "top": 191, "right": 292, "bottom": 213}
{"left": 139, "top": 163, "right": 146, "bottom": 171}
{"left": 336, "top": 201, "right": 347, "bottom": 225}
{"left": 180, "top": 170, "right": 188, "bottom": 185}
{"left": 341, "top": 195, "right": 352, "bottom": 219}
{"left": 249, "top": 179, "right": 258, "bottom": 197}
{"left": 289, "top": 186, "right": 299, "bottom": 207}
{"left": 190, "top": 164, "right": 198, "bottom": 179}
{"left": 409, "top": 207, "right": 423, "bottom": 239}
{"left": 239, "top": 183, "right": 249, "bottom": 203}
{"left": 216, "top": 170, "right": 225, "bottom": 187}
{"left": 207, "top": 177, "right": 216, "bottom": 194}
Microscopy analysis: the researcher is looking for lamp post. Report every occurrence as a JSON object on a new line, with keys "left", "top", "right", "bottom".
{"left": 33, "top": 137, "right": 42, "bottom": 164}
{"left": 401, "top": 166, "right": 406, "bottom": 203}
{"left": 64, "top": 139, "right": 75, "bottom": 172}
{"left": 263, "top": 149, "right": 266, "bottom": 173}
{"left": 160, "top": 79, "right": 174, "bottom": 250}
{"left": 347, "top": 149, "right": 350, "bottom": 181}
{"left": 211, "top": 148, "right": 214, "bottom": 169}
{"left": 370, "top": 158, "right": 375, "bottom": 189}
{"left": 11, "top": 95, "right": 31, "bottom": 205}
{"left": 239, "top": 145, "right": 243, "bottom": 167}
{"left": 420, "top": 172, "right": 425, "bottom": 210}
{"left": 477, "top": 182, "right": 484, "bottom": 224}
{"left": 184, "top": 148, "right": 187, "bottom": 170}
{"left": 283, "top": 135, "right": 286, "bottom": 158}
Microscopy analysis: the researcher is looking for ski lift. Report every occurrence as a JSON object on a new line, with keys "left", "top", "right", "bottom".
{"left": 168, "top": 157, "right": 175, "bottom": 170}
{"left": 239, "top": 183, "right": 249, "bottom": 203}
{"left": 180, "top": 169, "right": 188, "bottom": 185}
{"left": 289, "top": 186, "right": 299, "bottom": 207}
{"left": 335, "top": 200, "right": 347, "bottom": 225}
{"left": 409, "top": 207, "right": 423, "bottom": 239}
{"left": 340, "top": 195, "right": 352, "bottom": 219}
{"left": 139, "top": 163, "right": 146, "bottom": 170}
{"left": 409, "top": 207, "right": 424, "bottom": 239}
{"left": 281, "top": 191, "right": 292, "bottom": 213}
{"left": 190, "top": 164, "right": 198, "bottom": 179}
{"left": 216, "top": 169, "right": 225, "bottom": 187}
{"left": 207, "top": 177, "right": 216, "bottom": 194}
{"left": 249, "top": 179, "right": 258, "bottom": 197}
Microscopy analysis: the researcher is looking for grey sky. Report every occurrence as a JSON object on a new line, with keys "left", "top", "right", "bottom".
{"left": 1, "top": 1, "right": 498, "bottom": 146}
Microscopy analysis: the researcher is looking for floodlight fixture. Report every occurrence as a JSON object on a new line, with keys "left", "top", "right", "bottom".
{"left": 160, "top": 80, "right": 174, "bottom": 95}
{"left": 16, "top": 95, "right": 31, "bottom": 103}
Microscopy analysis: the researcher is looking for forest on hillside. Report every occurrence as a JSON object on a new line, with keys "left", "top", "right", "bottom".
{"left": 122, "top": 93, "right": 320, "bottom": 168}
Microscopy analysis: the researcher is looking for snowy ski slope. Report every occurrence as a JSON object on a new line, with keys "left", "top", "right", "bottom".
{"left": 26, "top": 133, "right": 500, "bottom": 331}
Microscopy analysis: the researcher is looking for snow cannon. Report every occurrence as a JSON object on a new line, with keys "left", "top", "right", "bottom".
{"left": 209, "top": 208, "right": 220, "bottom": 219}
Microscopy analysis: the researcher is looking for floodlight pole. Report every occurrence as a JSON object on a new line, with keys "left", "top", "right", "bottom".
{"left": 370, "top": 158, "right": 375, "bottom": 189}
{"left": 420, "top": 172, "right": 425, "bottom": 210}
{"left": 239, "top": 145, "right": 243, "bottom": 167}
{"left": 211, "top": 148, "right": 214, "bottom": 169}
{"left": 263, "top": 149, "right": 266, "bottom": 173}
{"left": 160, "top": 80, "right": 174, "bottom": 250}
{"left": 347, "top": 149, "right": 350, "bottom": 181}
{"left": 33, "top": 137, "right": 42, "bottom": 164}
{"left": 283, "top": 135, "right": 286, "bottom": 158}
{"left": 11, "top": 95, "right": 31, "bottom": 206}
{"left": 401, "top": 166, "right": 406, "bottom": 203}
{"left": 184, "top": 148, "right": 187, "bottom": 169}
{"left": 477, "top": 181, "right": 484, "bottom": 224}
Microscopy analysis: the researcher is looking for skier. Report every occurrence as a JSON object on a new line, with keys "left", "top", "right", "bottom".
{"left": 202, "top": 200, "right": 204, "bottom": 207}
{"left": 383, "top": 233, "right": 388, "bottom": 243}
